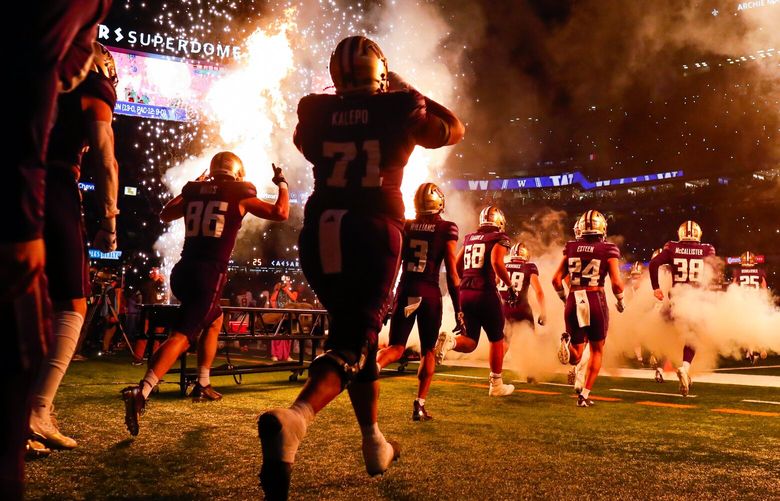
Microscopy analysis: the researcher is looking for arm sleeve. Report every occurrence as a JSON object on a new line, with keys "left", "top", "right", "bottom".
{"left": 528, "top": 263, "right": 539, "bottom": 276}
{"left": 446, "top": 222, "right": 459, "bottom": 242}
{"left": 88, "top": 121, "right": 120, "bottom": 218}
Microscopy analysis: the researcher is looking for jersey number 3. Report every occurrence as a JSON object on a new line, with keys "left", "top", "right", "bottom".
{"left": 185, "top": 201, "right": 228, "bottom": 238}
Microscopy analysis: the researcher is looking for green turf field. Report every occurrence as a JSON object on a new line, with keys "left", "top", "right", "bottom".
{"left": 26, "top": 356, "right": 780, "bottom": 500}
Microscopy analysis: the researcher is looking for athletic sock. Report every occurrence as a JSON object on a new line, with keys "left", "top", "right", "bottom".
{"left": 141, "top": 370, "right": 159, "bottom": 399}
{"left": 416, "top": 398, "right": 425, "bottom": 407}
{"left": 198, "top": 367, "right": 210, "bottom": 387}
{"left": 289, "top": 401, "right": 315, "bottom": 426}
{"left": 360, "top": 422, "right": 394, "bottom": 474}
{"left": 682, "top": 361, "right": 691, "bottom": 371}
{"left": 489, "top": 372, "right": 502, "bottom": 382}
{"left": 261, "top": 406, "right": 310, "bottom": 464}
{"left": 32, "top": 310, "right": 84, "bottom": 416}
{"left": 581, "top": 388, "right": 591, "bottom": 399}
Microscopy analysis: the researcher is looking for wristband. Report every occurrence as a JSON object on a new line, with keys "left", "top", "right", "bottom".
{"left": 615, "top": 292, "right": 624, "bottom": 301}
{"left": 278, "top": 181, "right": 289, "bottom": 190}
{"left": 556, "top": 288, "right": 566, "bottom": 300}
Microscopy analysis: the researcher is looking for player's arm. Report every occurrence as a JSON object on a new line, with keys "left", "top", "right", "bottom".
{"left": 84, "top": 95, "right": 119, "bottom": 252}
{"left": 529, "top": 272, "right": 546, "bottom": 325}
{"left": 241, "top": 165, "right": 290, "bottom": 221}
{"left": 491, "top": 244, "right": 512, "bottom": 290}
{"left": 607, "top": 257, "right": 626, "bottom": 312}
{"left": 456, "top": 246, "right": 465, "bottom": 279}
{"left": 648, "top": 247, "right": 671, "bottom": 300}
{"left": 160, "top": 194, "right": 185, "bottom": 222}
{"left": 443, "top": 239, "right": 461, "bottom": 313}
{"left": 761, "top": 277, "right": 768, "bottom": 289}
{"left": 551, "top": 256, "right": 568, "bottom": 302}
{"left": 389, "top": 72, "right": 464, "bottom": 148}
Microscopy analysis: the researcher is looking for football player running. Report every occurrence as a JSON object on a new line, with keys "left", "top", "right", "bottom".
{"left": 648, "top": 220, "right": 716, "bottom": 396}
{"left": 121, "top": 152, "right": 289, "bottom": 434}
{"left": 434, "top": 206, "right": 516, "bottom": 397}
{"left": 499, "top": 243, "right": 546, "bottom": 332}
{"left": 732, "top": 251, "right": 768, "bottom": 364}
{"left": 376, "top": 183, "right": 461, "bottom": 421}
{"left": 256, "top": 36, "right": 464, "bottom": 500}
{"left": 27, "top": 43, "right": 120, "bottom": 454}
{"left": 552, "top": 210, "right": 625, "bottom": 407}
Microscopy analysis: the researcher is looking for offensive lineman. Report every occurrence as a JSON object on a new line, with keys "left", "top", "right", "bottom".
{"left": 648, "top": 220, "right": 716, "bottom": 396}
{"left": 434, "top": 206, "right": 516, "bottom": 397}
{"left": 28, "top": 43, "right": 120, "bottom": 454}
{"left": 121, "top": 152, "right": 289, "bottom": 435}
{"left": 257, "top": 36, "right": 464, "bottom": 500}
{"left": 552, "top": 210, "right": 625, "bottom": 407}
{"left": 376, "top": 183, "right": 461, "bottom": 421}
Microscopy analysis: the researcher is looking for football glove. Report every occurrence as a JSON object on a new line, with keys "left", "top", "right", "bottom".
{"left": 453, "top": 311, "right": 466, "bottom": 334}
{"left": 616, "top": 299, "right": 625, "bottom": 313}
{"left": 94, "top": 218, "right": 117, "bottom": 252}
{"left": 271, "top": 163, "right": 287, "bottom": 186}
{"left": 506, "top": 287, "right": 520, "bottom": 307}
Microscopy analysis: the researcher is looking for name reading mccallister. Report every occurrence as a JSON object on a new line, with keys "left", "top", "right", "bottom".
{"left": 675, "top": 248, "right": 704, "bottom": 255}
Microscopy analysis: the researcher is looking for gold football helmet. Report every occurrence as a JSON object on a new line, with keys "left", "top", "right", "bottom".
{"left": 479, "top": 206, "right": 506, "bottom": 232}
{"left": 630, "top": 261, "right": 643, "bottom": 276}
{"left": 573, "top": 215, "right": 583, "bottom": 239}
{"left": 740, "top": 251, "right": 757, "bottom": 267}
{"left": 92, "top": 42, "right": 118, "bottom": 88}
{"left": 414, "top": 182, "right": 445, "bottom": 215}
{"left": 510, "top": 243, "right": 530, "bottom": 261}
{"left": 677, "top": 221, "right": 702, "bottom": 242}
{"left": 209, "top": 151, "right": 245, "bottom": 180}
{"left": 329, "top": 36, "right": 389, "bottom": 96}
{"left": 577, "top": 210, "right": 607, "bottom": 237}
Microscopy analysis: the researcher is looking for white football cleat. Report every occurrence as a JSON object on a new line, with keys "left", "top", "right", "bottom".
{"left": 676, "top": 367, "right": 691, "bottom": 397}
{"left": 488, "top": 375, "right": 515, "bottom": 397}
{"left": 433, "top": 331, "right": 455, "bottom": 365}
{"left": 557, "top": 333, "right": 571, "bottom": 365}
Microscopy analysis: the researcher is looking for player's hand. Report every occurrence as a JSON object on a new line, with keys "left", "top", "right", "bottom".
{"left": 94, "top": 218, "right": 117, "bottom": 252}
{"left": 453, "top": 311, "right": 466, "bottom": 333}
{"left": 0, "top": 239, "right": 45, "bottom": 302}
{"left": 388, "top": 71, "right": 412, "bottom": 91}
{"left": 271, "top": 163, "right": 287, "bottom": 186}
{"left": 653, "top": 288, "right": 664, "bottom": 302}
{"left": 195, "top": 169, "right": 209, "bottom": 182}
{"left": 537, "top": 313, "right": 546, "bottom": 326}
{"left": 616, "top": 300, "right": 625, "bottom": 313}
{"left": 556, "top": 288, "right": 567, "bottom": 303}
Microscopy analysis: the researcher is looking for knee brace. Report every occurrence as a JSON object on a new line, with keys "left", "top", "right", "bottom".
{"left": 310, "top": 347, "right": 375, "bottom": 389}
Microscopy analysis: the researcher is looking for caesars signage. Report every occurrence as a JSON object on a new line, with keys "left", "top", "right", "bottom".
{"left": 97, "top": 24, "right": 241, "bottom": 60}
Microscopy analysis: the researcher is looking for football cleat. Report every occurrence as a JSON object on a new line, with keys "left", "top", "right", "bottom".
{"left": 573, "top": 363, "right": 586, "bottom": 395}
{"left": 433, "top": 331, "right": 455, "bottom": 365}
{"left": 558, "top": 333, "right": 571, "bottom": 365}
{"left": 363, "top": 439, "right": 401, "bottom": 477}
{"left": 676, "top": 367, "right": 691, "bottom": 397}
{"left": 121, "top": 385, "right": 146, "bottom": 436}
{"left": 488, "top": 375, "right": 515, "bottom": 397}
{"left": 191, "top": 383, "right": 223, "bottom": 402}
{"left": 29, "top": 413, "right": 77, "bottom": 450}
{"left": 655, "top": 368, "right": 665, "bottom": 384}
{"left": 412, "top": 400, "right": 432, "bottom": 421}
{"left": 577, "top": 395, "right": 594, "bottom": 407}
{"left": 257, "top": 410, "right": 295, "bottom": 501}
{"left": 25, "top": 439, "right": 51, "bottom": 461}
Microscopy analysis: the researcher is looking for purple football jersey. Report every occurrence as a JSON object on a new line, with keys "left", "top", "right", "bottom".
{"left": 563, "top": 240, "right": 621, "bottom": 288}
{"left": 460, "top": 228, "right": 511, "bottom": 291}
{"left": 179, "top": 180, "right": 257, "bottom": 266}
{"left": 498, "top": 260, "right": 539, "bottom": 302}
{"left": 649, "top": 241, "right": 716, "bottom": 290}
{"left": 294, "top": 90, "right": 427, "bottom": 220}
{"left": 398, "top": 216, "right": 458, "bottom": 290}
{"left": 733, "top": 267, "right": 766, "bottom": 289}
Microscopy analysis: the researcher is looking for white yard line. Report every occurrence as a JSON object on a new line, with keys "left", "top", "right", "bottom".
{"left": 712, "top": 365, "right": 780, "bottom": 372}
{"left": 610, "top": 388, "right": 696, "bottom": 398}
{"left": 741, "top": 399, "right": 780, "bottom": 406}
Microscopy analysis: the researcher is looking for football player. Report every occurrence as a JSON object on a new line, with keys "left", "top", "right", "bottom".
{"left": 376, "top": 183, "right": 460, "bottom": 421}
{"left": 552, "top": 210, "right": 625, "bottom": 407}
{"left": 732, "top": 251, "right": 768, "bottom": 364}
{"left": 3, "top": 3, "right": 110, "bottom": 494}
{"left": 434, "top": 206, "right": 516, "bottom": 397}
{"left": 648, "top": 220, "right": 716, "bottom": 396}
{"left": 499, "top": 243, "right": 546, "bottom": 331}
{"left": 121, "top": 152, "right": 289, "bottom": 434}
{"left": 27, "top": 43, "right": 120, "bottom": 454}
{"left": 256, "top": 36, "right": 464, "bottom": 500}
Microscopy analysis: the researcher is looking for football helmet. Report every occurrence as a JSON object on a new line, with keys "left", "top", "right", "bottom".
{"left": 740, "top": 251, "right": 757, "bottom": 267}
{"left": 577, "top": 210, "right": 607, "bottom": 237}
{"left": 630, "top": 261, "right": 643, "bottom": 276}
{"left": 677, "top": 220, "right": 702, "bottom": 242}
{"left": 91, "top": 42, "right": 118, "bottom": 88}
{"left": 209, "top": 151, "right": 245, "bottom": 180}
{"left": 572, "top": 215, "right": 583, "bottom": 239}
{"left": 509, "top": 243, "right": 530, "bottom": 261}
{"left": 479, "top": 206, "right": 506, "bottom": 232}
{"left": 330, "top": 36, "right": 389, "bottom": 96}
{"left": 414, "top": 182, "right": 445, "bottom": 215}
